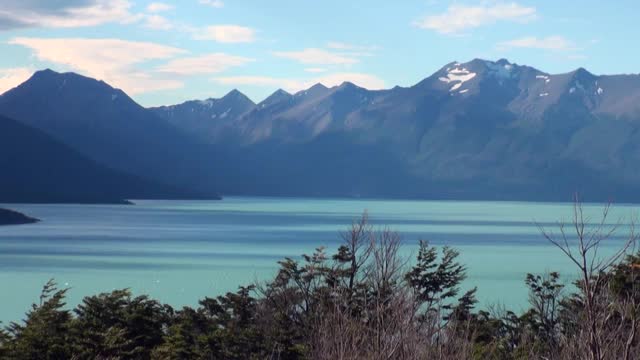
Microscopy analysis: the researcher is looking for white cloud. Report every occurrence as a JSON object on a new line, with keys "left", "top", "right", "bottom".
{"left": 157, "top": 53, "right": 254, "bottom": 75}
{"left": 305, "top": 68, "right": 328, "bottom": 73}
{"left": 213, "top": 72, "right": 385, "bottom": 93}
{"left": 8, "top": 37, "right": 186, "bottom": 94}
{"left": 326, "top": 41, "right": 379, "bottom": 52}
{"left": 414, "top": 2, "right": 536, "bottom": 35}
{"left": 497, "top": 36, "right": 576, "bottom": 51}
{"left": 213, "top": 76, "right": 302, "bottom": 90}
{"left": 273, "top": 48, "right": 359, "bottom": 65}
{"left": 0, "top": 0, "right": 138, "bottom": 29}
{"left": 143, "top": 15, "right": 173, "bottom": 30}
{"left": 146, "top": 2, "right": 173, "bottom": 12}
{"left": 0, "top": 67, "right": 33, "bottom": 94}
{"left": 199, "top": 0, "right": 224, "bottom": 8}
{"left": 193, "top": 25, "right": 256, "bottom": 43}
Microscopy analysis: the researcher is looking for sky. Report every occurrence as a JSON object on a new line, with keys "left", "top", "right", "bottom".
{"left": 0, "top": 0, "right": 638, "bottom": 107}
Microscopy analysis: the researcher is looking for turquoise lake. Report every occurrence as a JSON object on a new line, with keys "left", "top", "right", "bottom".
{"left": 0, "top": 197, "right": 637, "bottom": 324}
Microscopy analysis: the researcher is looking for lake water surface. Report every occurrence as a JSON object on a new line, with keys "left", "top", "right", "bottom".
{"left": 1, "top": 197, "right": 636, "bottom": 324}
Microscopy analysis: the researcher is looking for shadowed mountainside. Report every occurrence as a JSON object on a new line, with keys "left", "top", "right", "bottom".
{"left": 0, "top": 114, "right": 205, "bottom": 204}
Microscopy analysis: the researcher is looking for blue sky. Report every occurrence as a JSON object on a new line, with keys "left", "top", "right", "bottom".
{"left": 0, "top": 0, "right": 638, "bottom": 106}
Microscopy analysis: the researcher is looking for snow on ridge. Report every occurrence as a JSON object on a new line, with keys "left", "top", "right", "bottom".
{"left": 486, "top": 61, "right": 512, "bottom": 79}
{"left": 198, "top": 99, "right": 216, "bottom": 108}
{"left": 450, "top": 83, "right": 462, "bottom": 91}
{"left": 539, "top": 93, "right": 549, "bottom": 97}
{"left": 597, "top": 87, "right": 604, "bottom": 95}
{"left": 459, "top": 89, "right": 469, "bottom": 94}
{"left": 449, "top": 68, "right": 471, "bottom": 75}
{"left": 439, "top": 65, "right": 476, "bottom": 92}
{"left": 219, "top": 108, "right": 231, "bottom": 119}
{"left": 536, "top": 74, "right": 551, "bottom": 83}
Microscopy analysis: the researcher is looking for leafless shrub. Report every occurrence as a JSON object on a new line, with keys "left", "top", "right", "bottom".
{"left": 538, "top": 194, "right": 638, "bottom": 360}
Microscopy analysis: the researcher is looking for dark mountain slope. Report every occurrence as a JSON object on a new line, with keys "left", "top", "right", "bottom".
{"left": 0, "top": 70, "right": 220, "bottom": 197}
{"left": 0, "top": 114, "right": 202, "bottom": 203}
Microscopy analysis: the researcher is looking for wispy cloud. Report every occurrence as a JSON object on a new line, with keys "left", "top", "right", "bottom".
{"left": 143, "top": 15, "right": 174, "bottom": 30}
{"left": 213, "top": 76, "right": 301, "bottom": 90}
{"left": 146, "top": 2, "right": 174, "bottom": 13}
{"left": 305, "top": 68, "right": 328, "bottom": 73}
{"left": 8, "top": 37, "right": 186, "bottom": 94}
{"left": 414, "top": 2, "right": 536, "bottom": 35}
{"left": 497, "top": 36, "right": 577, "bottom": 51}
{"left": 0, "top": 0, "right": 138, "bottom": 30}
{"left": 326, "top": 41, "right": 379, "bottom": 52}
{"left": 199, "top": 0, "right": 224, "bottom": 8}
{"left": 273, "top": 48, "right": 359, "bottom": 65}
{"left": 157, "top": 53, "right": 254, "bottom": 75}
{"left": 213, "top": 72, "right": 385, "bottom": 93}
{"left": 193, "top": 25, "right": 256, "bottom": 43}
{"left": 0, "top": 67, "right": 34, "bottom": 94}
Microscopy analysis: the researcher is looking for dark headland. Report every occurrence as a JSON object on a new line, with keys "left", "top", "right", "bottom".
{"left": 0, "top": 208, "right": 39, "bottom": 226}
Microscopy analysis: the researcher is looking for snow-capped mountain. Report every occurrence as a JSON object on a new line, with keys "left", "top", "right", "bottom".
{"left": 4, "top": 59, "right": 640, "bottom": 201}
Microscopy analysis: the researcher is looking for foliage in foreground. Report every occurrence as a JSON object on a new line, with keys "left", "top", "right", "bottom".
{"left": 1, "top": 203, "right": 640, "bottom": 360}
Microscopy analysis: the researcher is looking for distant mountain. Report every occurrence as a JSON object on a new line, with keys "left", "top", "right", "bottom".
{"left": 0, "top": 114, "right": 204, "bottom": 204}
{"left": 0, "top": 208, "right": 38, "bottom": 226}
{"left": 150, "top": 89, "right": 255, "bottom": 143}
{"left": 0, "top": 69, "right": 220, "bottom": 198}
{"left": 152, "top": 59, "right": 640, "bottom": 201}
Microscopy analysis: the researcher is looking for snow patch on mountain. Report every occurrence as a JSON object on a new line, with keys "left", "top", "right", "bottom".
{"left": 536, "top": 75, "right": 551, "bottom": 83}
{"left": 450, "top": 83, "right": 463, "bottom": 91}
{"left": 219, "top": 108, "right": 231, "bottom": 119}
{"left": 198, "top": 99, "right": 216, "bottom": 108}
{"left": 486, "top": 61, "right": 513, "bottom": 79}
{"left": 439, "top": 66, "right": 476, "bottom": 92}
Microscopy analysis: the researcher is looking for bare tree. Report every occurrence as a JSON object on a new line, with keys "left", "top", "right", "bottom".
{"left": 537, "top": 194, "right": 637, "bottom": 360}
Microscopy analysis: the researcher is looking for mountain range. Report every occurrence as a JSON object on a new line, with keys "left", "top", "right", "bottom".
{"left": 3, "top": 58, "right": 640, "bottom": 203}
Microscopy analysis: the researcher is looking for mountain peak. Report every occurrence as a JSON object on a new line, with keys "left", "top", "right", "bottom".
{"left": 309, "top": 83, "right": 328, "bottom": 91}
{"left": 222, "top": 89, "right": 255, "bottom": 105}
{"left": 294, "top": 83, "right": 330, "bottom": 98}
{"left": 338, "top": 81, "right": 358, "bottom": 89}
{"left": 32, "top": 68, "right": 58, "bottom": 77}
{"left": 572, "top": 67, "right": 595, "bottom": 77}
{"left": 29, "top": 68, "right": 99, "bottom": 84}
{"left": 273, "top": 88, "right": 291, "bottom": 96}
{"left": 261, "top": 88, "right": 292, "bottom": 105}
{"left": 223, "top": 88, "right": 242, "bottom": 98}
{"left": 4, "top": 68, "right": 125, "bottom": 102}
